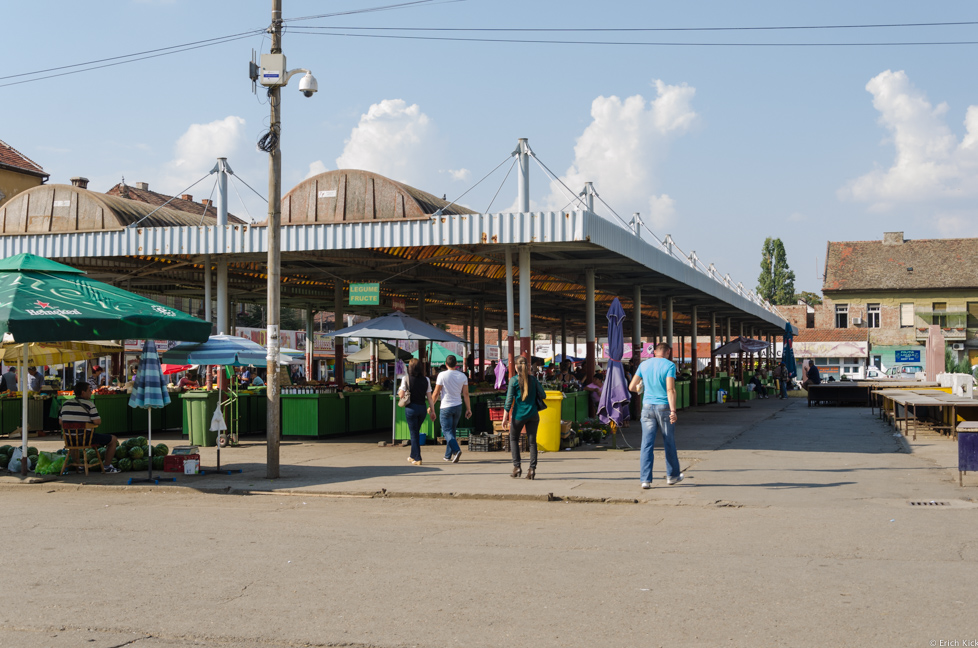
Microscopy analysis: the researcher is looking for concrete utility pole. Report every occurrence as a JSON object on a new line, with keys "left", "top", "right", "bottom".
{"left": 265, "top": 0, "right": 284, "bottom": 479}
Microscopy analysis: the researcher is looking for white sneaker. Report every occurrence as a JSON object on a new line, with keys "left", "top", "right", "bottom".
{"left": 640, "top": 482, "right": 652, "bottom": 489}
{"left": 666, "top": 473, "right": 684, "bottom": 485}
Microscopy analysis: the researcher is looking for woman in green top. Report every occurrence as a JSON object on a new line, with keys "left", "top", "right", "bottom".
{"left": 502, "top": 356, "right": 547, "bottom": 480}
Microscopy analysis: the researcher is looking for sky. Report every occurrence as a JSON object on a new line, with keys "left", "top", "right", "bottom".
{"left": 5, "top": 1, "right": 978, "bottom": 298}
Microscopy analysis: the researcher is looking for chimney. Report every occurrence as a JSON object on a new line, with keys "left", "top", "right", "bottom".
{"left": 135, "top": 182, "right": 149, "bottom": 190}
{"left": 70, "top": 177, "right": 89, "bottom": 189}
{"left": 883, "top": 231, "right": 904, "bottom": 246}
{"left": 181, "top": 194, "right": 193, "bottom": 201}
{"left": 201, "top": 199, "right": 211, "bottom": 207}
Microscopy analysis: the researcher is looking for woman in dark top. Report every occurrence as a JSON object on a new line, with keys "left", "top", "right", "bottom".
{"left": 501, "top": 355, "right": 547, "bottom": 480}
{"left": 397, "top": 358, "right": 436, "bottom": 466}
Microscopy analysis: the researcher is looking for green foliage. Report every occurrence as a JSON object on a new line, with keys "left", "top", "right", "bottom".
{"left": 794, "top": 291, "right": 822, "bottom": 306}
{"left": 945, "top": 346, "right": 972, "bottom": 375}
{"left": 757, "top": 237, "right": 796, "bottom": 305}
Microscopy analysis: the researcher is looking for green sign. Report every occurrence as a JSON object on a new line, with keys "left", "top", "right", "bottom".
{"left": 349, "top": 283, "right": 380, "bottom": 306}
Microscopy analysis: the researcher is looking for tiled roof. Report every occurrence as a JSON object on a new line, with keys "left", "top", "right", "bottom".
{"left": 105, "top": 183, "right": 246, "bottom": 225}
{"left": 0, "top": 139, "right": 47, "bottom": 178}
{"left": 824, "top": 236, "right": 978, "bottom": 292}
{"left": 794, "top": 328, "right": 869, "bottom": 343}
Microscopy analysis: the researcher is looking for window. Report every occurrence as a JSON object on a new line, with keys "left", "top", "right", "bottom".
{"left": 873, "top": 355, "right": 882, "bottom": 369}
{"left": 968, "top": 302, "right": 978, "bottom": 328}
{"left": 900, "top": 303, "right": 914, "bottom": 328}
{"left": 835, "top": 304, "right": 848, "bottom": 328}
{"left": 867, "top": 303, "right": 881, "bottom": 328}
{"left": 933, "top": 302, "right": 948, "bottom": 328}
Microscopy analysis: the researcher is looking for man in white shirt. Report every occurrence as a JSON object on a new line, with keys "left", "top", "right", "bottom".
{"left": 431, "top": 354, "right": 472, "bottom": 463}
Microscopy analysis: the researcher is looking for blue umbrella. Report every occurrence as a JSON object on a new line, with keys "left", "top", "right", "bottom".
{"left": 597, "top": 298, "right": 630, "bottom": 428}
{"left": 161, "top": 334, "right": 273, "bottom": 367}
{"left": 128, "top": 339, "right": 173, "bottom": 483}
{"left": 782, "top": 321, "right": 797, "bottom": 379}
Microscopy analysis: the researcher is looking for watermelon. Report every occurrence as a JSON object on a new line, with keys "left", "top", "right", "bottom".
{"left": 128, "top": 446, "right": 145, "bottom": 460}
{"left": 27, "top": 456, "right": 36, "bottom": 471}
{"left": 86, "top": 448, "right": 99, "bottom": 464}
{"left": 115, "top": 445, "right": 129, "bottom": 460}
{"left": 0, "top": 453, "right": 10, "bottom": 468}
{"left": 27, "top": 446, "right": 39, "bottom": 457}
{"left": 136, "top": 436, "right": 148, "bottom": 447}
{"left": 154, "top": 443, "right": 169, "bottom": 457}
{"left": 117, "top": 458, "right": 132, "bottom": 472}
{"left": 152, "top": 456, "right": 164, "bottom": 470}
{"left": 0, "top": 445, "right": 12, "bottom": 454}
{"left": 98, "top": 447, "right": 106, "bottom": 459}
{"left": 111, "top": 459, "right": 120, "bottom": 469}
{"left": 123, "top": 438, "right": 139, "bottom": 449}
{"left": 131, "top": 458, "right": 148, "bottom": 471}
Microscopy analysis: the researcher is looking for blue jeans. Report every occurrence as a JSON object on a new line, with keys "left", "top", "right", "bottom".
{"left": 639, "top": 404, "right": 680, "bottom": 482}
{"left": 405, "top": 403, "right": 427, "bottom": 461}
{"left": 440, "top": 404, "right": 462, "bottom": 458}
{"left": 780, "top": 378, "right": 788, "bottom": 399}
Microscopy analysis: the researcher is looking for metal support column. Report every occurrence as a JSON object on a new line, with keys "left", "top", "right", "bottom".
{"left": 334, "top": 282, "right": 345, "bottom": 388}
{"left": 505, "top": 248, "right": 515, "bottom": 378}
{"left": 203, "top": 254, "right": 213, "bottom": 332}
{"left": 478, "top": 300, "right": 486, "bottom": 381}
{"left": 632, "top": 285, "right": 642, "bottom": 363}
{"left": 726, "top": 318, "right": 732, "bottom": 374}
{"left": 305, "top": 308, "right": 315, "bottom": 381}
{"left": 710, "top": 311, "right": 717, "bottom": 377}
{"left": 519, "top": 245, "right": 531, "bottom": 362}
{"left": 585, "top": 268, "right": 596, "bottom": 385}
{"left": 691, "top": 306, "right": 698, "bottom": 406}
{"left": 666, "top": 297, "right": 674, "bottom": 350}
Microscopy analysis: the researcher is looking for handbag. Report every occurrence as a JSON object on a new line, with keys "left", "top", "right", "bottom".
{"left": 534, "top": 378, "right": 547, "bottom": 411}
{"left": 398, "top": 376, "right": 412, "bottom": 407}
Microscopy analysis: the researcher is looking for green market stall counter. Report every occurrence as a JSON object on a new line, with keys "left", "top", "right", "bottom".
{"left": 281, "top": 392, "right": 346, "bottom": 438}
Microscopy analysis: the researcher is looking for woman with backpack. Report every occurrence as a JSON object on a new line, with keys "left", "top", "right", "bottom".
{"left": 501, "top": 355, "right": 547, "bottom": 480}
{"left": 397, "top": 358, "right": 436, "bottom": 466}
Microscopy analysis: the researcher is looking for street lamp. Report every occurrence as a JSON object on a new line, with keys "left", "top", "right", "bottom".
{"left": 250, "top": 1, "right": 318, "bottom": 479}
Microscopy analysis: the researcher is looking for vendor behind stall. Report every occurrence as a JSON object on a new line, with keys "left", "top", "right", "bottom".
{"left": 177, "top": 370, "right": 200, "bottom": 392}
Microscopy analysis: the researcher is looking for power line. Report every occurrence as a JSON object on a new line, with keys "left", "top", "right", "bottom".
{"left": 0, "top": 30, "right": 264, "bottom": 82}
{"left": 288, "top": 20, "right": 978, "bottom": 33}
{"left": 0, "top": 33, "right": 260, "bottom": 89}
{"left": 291, "top": 31, "right": 978, "bottom": 47}
{"left": 282, "top": 0, "right": 466, "bottom": 23}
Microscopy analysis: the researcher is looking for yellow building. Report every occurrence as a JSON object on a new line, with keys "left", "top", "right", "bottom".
{"left": 0, "top": 138, "right": 48, "bottom": 209}
{"left": 822, "top": 231, "right": 978, "bottom": 371}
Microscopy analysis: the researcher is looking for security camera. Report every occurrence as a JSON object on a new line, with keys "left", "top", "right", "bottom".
{"left": 298, "top": 72, "right": 318, "bottom": 98}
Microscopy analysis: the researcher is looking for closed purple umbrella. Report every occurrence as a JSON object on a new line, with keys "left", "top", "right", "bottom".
{"left": 597, "top": 298, "right": 630, "bottom": 426}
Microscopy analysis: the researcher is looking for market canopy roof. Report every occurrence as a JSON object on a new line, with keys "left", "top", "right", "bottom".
{"left": 346, "top": 341, "right": 412, "bottom": 362}
{"left": 0, "top": 169, "right": 793, "bottom": 339}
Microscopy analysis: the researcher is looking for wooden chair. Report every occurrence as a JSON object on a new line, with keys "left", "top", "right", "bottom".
{"left": 61, "top": 423, "right": 104, "bottom": 476}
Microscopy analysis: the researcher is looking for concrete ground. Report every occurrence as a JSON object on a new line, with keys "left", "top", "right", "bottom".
{"left": 1, "top": 398, "right": 975, "bottom": 648}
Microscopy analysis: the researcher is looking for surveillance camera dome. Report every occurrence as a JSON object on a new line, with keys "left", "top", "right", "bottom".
{"left": 298, "top": 72, "right": 318, "bottom": 98}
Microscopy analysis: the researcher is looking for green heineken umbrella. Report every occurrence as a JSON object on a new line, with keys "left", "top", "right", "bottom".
{"left": 0, "top": 253, "right": 212, "bottom": 475}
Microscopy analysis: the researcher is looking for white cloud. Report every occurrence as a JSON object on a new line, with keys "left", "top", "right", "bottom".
{"left": 163, "top": 115, "right": 246, "bottom": 193}
{"left": 788, "top": 212, "right": 807, "bottom": 222}
{"left": 305, "top": 160, "right": 328, "bottom": 179}
{"left": 448, "top": 168, "right": 471, "bottom": 182}
{"left": 335, "top": 99, "right": 439, "bottom": 187}
{"left": 841, "top": 70, "right": 978, "bottom": 208}
{"left": 546, "top": 80, "right": 697, "bottom": 231}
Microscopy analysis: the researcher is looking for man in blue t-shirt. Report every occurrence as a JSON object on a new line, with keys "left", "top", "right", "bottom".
{"left": 628, "top": 342, "right": 683, "bottom": 489}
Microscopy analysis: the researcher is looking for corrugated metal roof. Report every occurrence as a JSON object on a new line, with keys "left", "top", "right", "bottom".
{"left": 105, "top": 183, "right": 246, "bottom": 225}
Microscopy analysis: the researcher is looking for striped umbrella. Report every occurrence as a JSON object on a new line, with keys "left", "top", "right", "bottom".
{"left": 1, "top": 340, "right": 122, "bottom": 366}
{"left": 128, "top": 339, "right": 172, "bottom": 483}
{"left": 161, "top": 334, "right": 289, "bottom": 366}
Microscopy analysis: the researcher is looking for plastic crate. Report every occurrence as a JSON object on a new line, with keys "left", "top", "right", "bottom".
{"left": 163, "top": 454, "right": 199, "bottom": 473}
{"left": 456, "top": 427, "right": 472, "bottom": 439}
{"left": 468, "top": 433, "right": 503, "bottom": 452}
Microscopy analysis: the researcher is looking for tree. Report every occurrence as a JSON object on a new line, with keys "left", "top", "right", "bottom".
{"left": 794, "top": 291, "right": 822, "bottom": 306}
{"left": 757, "top": 237, "right": 796, "bottom": 305}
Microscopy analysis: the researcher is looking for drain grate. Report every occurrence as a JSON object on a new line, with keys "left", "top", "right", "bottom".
{"left": 908, "top": 501, "right": 950, "bottom": 506}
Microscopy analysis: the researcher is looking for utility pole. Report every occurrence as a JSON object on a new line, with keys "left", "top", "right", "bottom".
{"left": 265, "top": 0, "right": 283, "bottom": 479}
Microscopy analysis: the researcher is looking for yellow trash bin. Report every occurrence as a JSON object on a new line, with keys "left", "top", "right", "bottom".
{"left": 537, "top": 390, "right": 565, "bottom": 452}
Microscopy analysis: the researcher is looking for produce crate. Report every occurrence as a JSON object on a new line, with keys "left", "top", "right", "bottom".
{"left": 163, "top": 454, "right": 199, "bottom": 473}
{"left": 492, "top": 421, "right": 509, "bottom": 433}
{"left": 468, "top": 433, "right": 502, "bottom": 452}
{"left": 455, "top": 427, "right": 472, "bottom": 439}
{"left": 487, "top": 400, "right": 506, "bottom": 421}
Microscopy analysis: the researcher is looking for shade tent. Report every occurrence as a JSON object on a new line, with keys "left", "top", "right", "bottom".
{"left": 713, "top": 337, "right": 770, "bottom": 356}
{"left": 1, "top": 339, "right": 122, "bottom": 366}
{"left": 347, "top": 342, "right": 412, "bottom": 363}
{"left": 161, "top": 335, "right": 294, "bottom": 367}
{"left": 410, "top": 342, "right": 456, "bottom": 364}
{"left": 0, "top": 253, "right": 211, "bottom": 474}
{"left": 328, "top": 311, "right": 465, "bottom": 442}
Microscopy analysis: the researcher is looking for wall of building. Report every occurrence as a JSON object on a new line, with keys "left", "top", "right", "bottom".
{"left": 0, "top": 168, "right": 44, "bottom": 209}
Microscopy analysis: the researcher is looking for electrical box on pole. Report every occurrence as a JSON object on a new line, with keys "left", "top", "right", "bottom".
{"left": 259, "top": 53, "right": 287, "bottom": 86}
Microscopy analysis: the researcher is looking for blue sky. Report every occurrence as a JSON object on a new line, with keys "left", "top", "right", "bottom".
{"left": 5, "top": 1, "right": 978, "bottom": 297}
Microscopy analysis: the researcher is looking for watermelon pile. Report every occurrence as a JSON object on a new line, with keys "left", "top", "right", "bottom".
{"left": 0, "top": 444, "right": 39, "bottom": 472}
{"left": 108, "top": 437, "right": 170, "bottom": 472}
